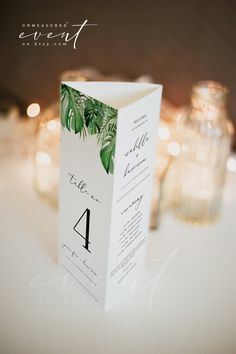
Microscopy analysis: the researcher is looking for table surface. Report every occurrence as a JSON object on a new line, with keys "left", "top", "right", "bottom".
{"left": 0, "top": 157, "right": 236, "bottom": 354}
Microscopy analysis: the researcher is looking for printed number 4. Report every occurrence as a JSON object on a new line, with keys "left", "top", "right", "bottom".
{"left": 73, "top": 208, "right": 91, "bottom": 253}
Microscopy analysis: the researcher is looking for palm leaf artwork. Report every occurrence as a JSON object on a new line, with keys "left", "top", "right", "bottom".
{"left": 84, "top": 99, "right": 103, "bottom": 135}
{"left": 61, "top": 84, "right": 84, "bottom": 134}
{"left": 61, "top": 84, "right": 117, "bottom": 174}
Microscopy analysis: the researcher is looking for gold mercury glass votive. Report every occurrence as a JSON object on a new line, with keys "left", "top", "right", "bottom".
{"left": 169, "top": 81, "right": 232, "bottom": 224}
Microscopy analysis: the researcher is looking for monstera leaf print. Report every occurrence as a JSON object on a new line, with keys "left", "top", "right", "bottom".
{"left": 84, "top": 99, "right": 103, "bottom": 135}
{"left": 100, "top": 129, "right": 116, "bottom": 174}
{"left": 98, "top": 106, "right": 117, "bottom": 174}
{"left": 61, "top": 84, "right": 84, "bottom": 134}
{"left": 61, "top": 84, "right": 117, "bottom": 174}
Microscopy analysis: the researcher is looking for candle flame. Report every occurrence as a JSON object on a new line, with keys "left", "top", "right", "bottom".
{"left": 27, "top": 103, "right": 40, "bottom": 118}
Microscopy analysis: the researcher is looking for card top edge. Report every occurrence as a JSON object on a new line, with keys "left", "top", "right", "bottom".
{"left": 61, "top": 81, "right": 162, "bottom": 89}
{"left": 61, "top": 82, "right": 162, "bottom": 109}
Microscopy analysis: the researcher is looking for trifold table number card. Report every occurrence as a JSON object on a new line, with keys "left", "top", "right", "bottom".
{"left": 59, "top": 81, "right": 162, "bottom": 309}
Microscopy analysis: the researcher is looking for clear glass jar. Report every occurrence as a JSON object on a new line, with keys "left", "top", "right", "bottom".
{"left": 173, "top": 81, "right": 231, "bottom": 224}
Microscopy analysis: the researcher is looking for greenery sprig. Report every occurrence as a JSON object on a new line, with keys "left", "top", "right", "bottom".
{"left": 61, "top": 84, "right": 117, "bottom": 174}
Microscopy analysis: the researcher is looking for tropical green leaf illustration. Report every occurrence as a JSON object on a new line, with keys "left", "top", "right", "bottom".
{"left": 100, "top": 130, "right": 116, "bottom": 174}
{"left": 84, "top": 99, "right": 103, "bottom": 135}
{"left": 97, "top": 106, "right": 117, "bottom": 146}
{"left": 61, "top": 84, "right": 84, "bottom": 134}
{"left": 60, "top": 84, "right": 117, "bottom": 174}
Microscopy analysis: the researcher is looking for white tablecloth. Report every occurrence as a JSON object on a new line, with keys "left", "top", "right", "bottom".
{"left": 0, "top": 157, "right": 235, "bottom": 354}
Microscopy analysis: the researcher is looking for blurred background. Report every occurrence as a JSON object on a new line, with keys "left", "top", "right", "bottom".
{"left": 0, "top": 0, "right": 236, "bottom": 148}
{"left": 1, "top": 3, "right": 236, "bottom": 352}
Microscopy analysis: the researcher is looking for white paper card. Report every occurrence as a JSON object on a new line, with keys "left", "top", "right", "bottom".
{"left": 59, "top": 82, "right": 162, "bottom": 309}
